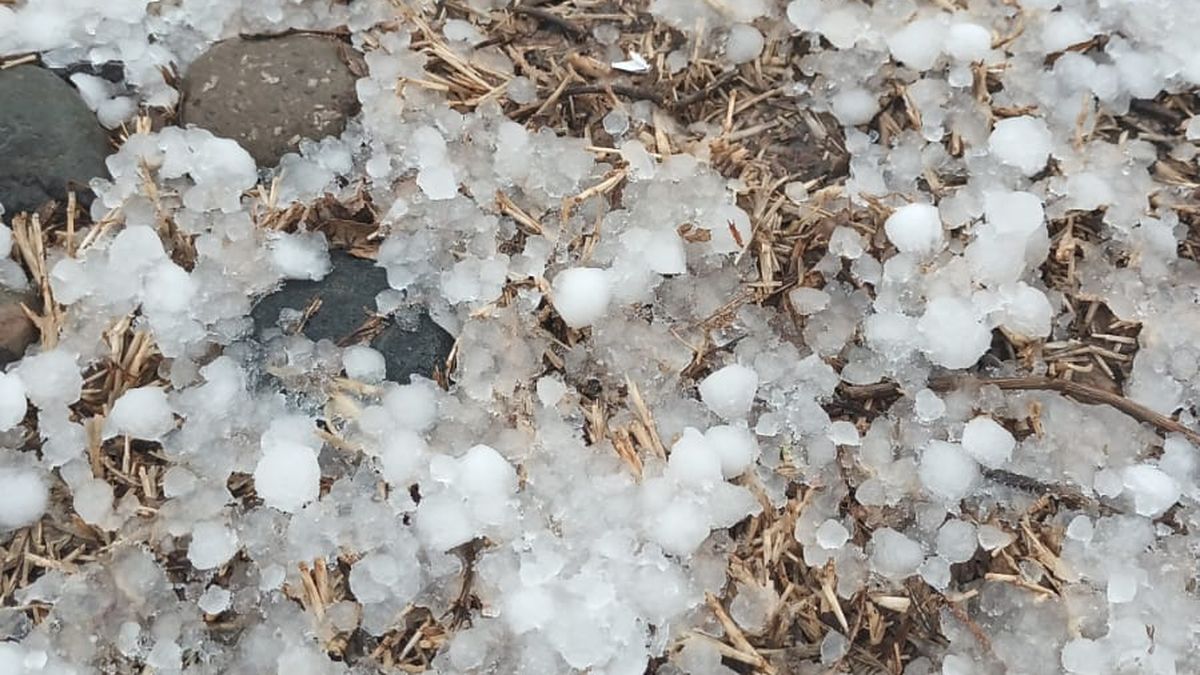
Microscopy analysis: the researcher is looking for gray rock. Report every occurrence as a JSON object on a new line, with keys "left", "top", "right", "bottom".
{"left": 181, "top": 36, "right": 360, "bottom": 167}
{"left": 0, "top": 66, "right": 111, "bottom": 215}
{"left": 0, "top": 287, "right": 37, "bottom": 367}
{"left": 251, "top": 251, "right": 454, "bottom": 383}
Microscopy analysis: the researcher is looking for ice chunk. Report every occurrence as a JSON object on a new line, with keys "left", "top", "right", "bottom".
{"left": 869, "top": 527, "right": 923, "bottom": 579}
{"left": 831, "top": 87, "right": 879, "bottom": 126}
{"left": 106, "top": 386, "right": 175, "bottom": 440}
{"left": 887, "top": 18, "right": 945, "bottom": 71}
{"left": 1061, "top": 638, "right": 1106, "bottom": 674}
{"left": 984, "top": 190, "right": 1044, "bottom": 237}
{"left": 1065, "top": 515, "right": 1093, "bottom": 542}
{"left": 703, "top": 424, "right": 757, "bottom": 478}
{"left": 884, "top": 203, "right": 944, "bottom": 256}
{"left": 667, "top": 428, "right": 723, "bottom": 488}
{"left": 269, "top": 231, "right": 331, "bottom": 281}
{"left": 936, "top": 519, "right": 977, "bottom": 563}
{"left": 914, "top": 388, "right": 946, "bottom": 422}
{"left": 0, "top": 372, "right": 26, "bottom": 432}
{"left": 188, "top": 520, "right": 239, "bottom": 570}
{"left": 698, "top": 364, "right": 758, "bottom": 420}
{"left": 815, "top": 519, "right": 850, "bottom": 549}
{"left": 827, "top": 420, "right": 861, "bottom": 446}
{"left": 379, "top": 430, "right": 428, "bottom": 487}
{"left": 343, "top": 345, "right": 386, "bottom": 383}
{"left": 198, "top": 586, "right": 232, "bottom": 615}
{"left": 551, "top": 267, "right": 612, "bottom": 328}
{"left": 730, "top": 581, "right": 777, "bottom": 633}
{"left": 382, "top": 380, "right": 440, "bottom": 432}
{"left": 946, "top": 22, "right": 991, "bottom": 62}
{"left": 919, "top": 556, "right": 951, "bottom": 590}
{"left": 918, "top": 297, "right": 991, "bottom": 369}
{"left": 918, "top": 441, "right": 979, "bottom": 502}
{"left": 725, "top": 24, "right": 764, "bottom": 64}
{"left": 536, "top": 376, "right": 568, "bottom": 407}
{"left": 820, "top": 631, "right": 849, "bottom": 664}
{"left": 0, "top": 467, "right": 48, "bottom": 530}
{"left": 988, "top": 116, "right": 1052, "bottom": 175}
{"left": 960, "top": 416, "right": 1015, "bottom": 468}
{"left": 788, "top": 287, "right": 831, "bottom": 315}
{"left": 977, "top": 524, "right": 1015, "bottom": 551}
{"left": 253, "top": 440, "right": 321, "bottom": 513}
{"left": 1121, "top": 464, "right": 1180, "bottom": 517}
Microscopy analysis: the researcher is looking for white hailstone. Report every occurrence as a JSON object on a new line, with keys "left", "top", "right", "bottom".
{"left": 919, "top": 556, "right": 952, "bottom": 590}
{"left": 869, "top": 527, "right": 924, "bottom": 580}
{"left": 0, "top": 372, "right": 26, "bottom": 431}
{"left": 17, "top": 349, "right": 82, "bottom": 407}
{"left": 551, "top": 267, "right": 612, "bottom": 328}
{"left": 788, "top": 287, "right": 831, "bottom": 315}
{"left": 884, "top": 203, "right": 944, "bottom": 256}
{"left": 269, "top": 231, "right": 331, "bottom": 281}
{"left": 983, "top": 190, "right": 1044, "bottom": 237}
{"left": 536, "top": 376, "right": 568, "bottom": 407}
{"left": 960, "top": 416, "right": 1015, "bottom": 468}
{"left": 142, "top": 260, "right": 197, "bottom": 314}
{"left": 725, "top": 24, "right": 764, "bottom": 64}
{"left": 988, "top": 116, "right": 1053, "bottom": 175}
{"left": 815, "top": 519, "right": 850, "bottom": 550}
{"left": 918, "top": 297, "right": 992, "bottom": 369}
{"left": 0, "top": 225, "right": 12, "bottom": 257}
{"left": 106, "top": 386, "right": 175, "bottom": 440}
{"left": 703, "top": 424, "right": 758, "bottom": 478}
{"left": 198, "top": 586, "right": 232, "bottom": 615}
{"left": 1187, "top": 116, "right": 1200, "bottom": 141}
{"left": 830, "top": 87, "right": 879, "bottom": 126}
{"left": 253, "top": 440, "right": 321, "bottom": 513}
{"left": 827, "top": 420, "right": 861, "bottom": 446}
{"left": 0, "top": 467, "right": 48, "bottom": 530}
{"left": 667, "top": 428, "right": 724, "bottom": 489}
{"left": 1065, "top": 515, "right": 1094, "bottom": 542}
{"left": 456, "top": 444, "right": 519, "bottom": 499}
{"left": 379, "top": 430, "right": 429, "bottom": 487}
{"left": 936, "top": 519, "right": 978, "bottom": 563}
{"left": 914, "top": 388, "right": 946, "bottom": 422}
{"left": 1121, "top": 464, "right": 1181, "bottom": 517}
{"left": 188, "top": 520, "right": 239, "bottom": 570}
{"left": 887, "top": 17, "right": 945, "bottom": 71}
{"left": 946, "top": 22, "right": 992, "bottom": 62}
{"left": 343, "top": 345, "right": 386, "bottom": 383}
{"left": 698, "top": 364, "right": 758, "bottom": 421}
{"left": 820, "top": 631, "right": 850, "bottom": 665}
{"left": 918, "top": 441, "right": 980, "bottom": 502}
{"left": 382, "top": 380, "right": 440, "bottom": 432}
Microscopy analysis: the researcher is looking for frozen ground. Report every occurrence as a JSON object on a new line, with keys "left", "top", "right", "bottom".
{"left": 2, "top": 0, "right": 1200, "bottom": 673}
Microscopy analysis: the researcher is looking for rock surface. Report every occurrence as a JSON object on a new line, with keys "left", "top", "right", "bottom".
{"left": 251, "top": 251, "right": 454, "bottom": 383}
{"left": 0, "top": 288, "right": 37, "bottom": 367}
{"left": 0, "top": 66, "right": 111, "bottom": 215}
{"left": 181, "top": 36, "right": 360, "bottom": 167}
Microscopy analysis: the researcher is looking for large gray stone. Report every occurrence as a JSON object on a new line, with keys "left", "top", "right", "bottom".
{"left": 251, "top": 252, "right": 454, "bottom": 383}
{"left": 0, "top": 66, "right": 111, "bottom": 215}
{"left": 181, "top": 36, "right": 360, "bottom": 167}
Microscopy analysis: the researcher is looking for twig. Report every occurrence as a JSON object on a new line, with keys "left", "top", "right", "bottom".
{"left": 839, "top": 375, "right": 1200, "bottom": 445}
{"left": 512, "top": 6, "right": 584, "bottom": 38}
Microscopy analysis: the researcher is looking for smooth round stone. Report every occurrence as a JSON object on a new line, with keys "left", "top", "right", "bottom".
{"left": 0, "top": 288, "right": 37, "bottom": 367}
{"left": 251, "top": 252, "right": 454, "bottom": 383}
{"left": 181, "top": 36, "right": 360, "bottom": 167}
{"left": 0, "top": 66, "right": 111, "bottom": 215}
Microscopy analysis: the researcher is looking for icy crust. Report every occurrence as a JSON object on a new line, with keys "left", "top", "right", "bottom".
{"left": 1, "top": 0, "right": 1200, "bottom": 673}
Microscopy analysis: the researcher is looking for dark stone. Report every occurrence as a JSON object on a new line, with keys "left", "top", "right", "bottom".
{"left": 0, "top": 66, "right": 111, "bottom": 215}
{"left": 50, "top": 61, "right": 126, "bottom": 84}
{"left": 0, "top": 287, "right": 37, "bottom": 367}
{"left": 251, "top": 252, "right": 454, "bottom": 383}
{"left": 181, "top": 36, "right": 360, "bottom": 167}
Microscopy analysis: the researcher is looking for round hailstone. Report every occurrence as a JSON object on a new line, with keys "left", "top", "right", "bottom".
{"left": 253, "top": 441, "right": 321, "bottom": 513}
{"left": 698, "top": 364, "right": 759, "bottom": 421}
{"left": 946, "top": 22, "right": 992, "bottom": 62}
{"left": 961, "top": 416, "right": 1015, "bottom": 468}
{"left": 0, "top": 372, "right": 27, "bottom": 431}
{"left": 918, "top": 441, "right": 980, "bottom": 502}
{"left": 936, "top": 518, "right": 978, "bottom": 563}
{"left": 668, "top": 428, "right": 723, "bottom": 488}
{"left": 0, "top": 467, "right": 48, "bottom": 530}
{"left": 815, "top": 519, "right": 850, "bottom": 550}
{"left": 188, "top": 520, "right": 239, "bottom": 570}
{"left": 268, "top": 231, "right": 331, "bottom": 281}
{"left": 917, "top": 296, "right": 992, "bottom": 369}
{"left": 830, "top": 87, "right": 879, "bottom": 126}
{"left": 884, "top": 203, "right": 944, "bottom": 256}
{"left": 382, "top": 380, "right": 439, "bottom": 432}
{"left": 988, "top": 115, "right": 1053, "bottom": 175}
{"left": 551, "top": 267, "right": 612, "bottom": 328}
{"left": 868, "top": 527, "right": 924, "bottom": 580}
{"left": 725, "top": 23, "right": 764, "bottom": 64}
{"left": 343, "top": 345, "right": 386, "bottom": 383}
{"left": 106, "top": 386, "right": 175, "bottom": 440}
{"left": 703, "top": 424, "right": 758, "bottom": 478}
{"left": 379, "top": 430, "right": 428, "bottom": 487}
{"left": 788, "top": 287, "right": 831, "bottom": 315}
{"left": 887, "top": 18, "right": 945, "bottom": 71}
{"left": 983, "top": 190, "right": 1044, "bottom": 237}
